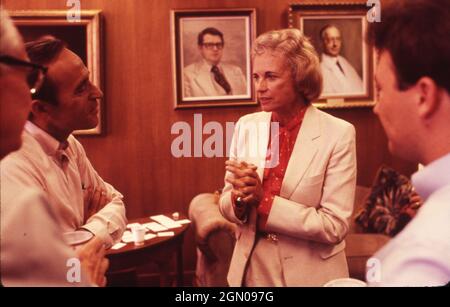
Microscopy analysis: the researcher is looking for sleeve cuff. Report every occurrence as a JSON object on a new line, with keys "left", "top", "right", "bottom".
{"left": 81, "top": 220, "right": 118, "bottom": 248}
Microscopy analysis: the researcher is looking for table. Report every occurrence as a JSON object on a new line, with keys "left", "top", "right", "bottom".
{"left": 106, "top": 214, "right": 190, "bottom": 286}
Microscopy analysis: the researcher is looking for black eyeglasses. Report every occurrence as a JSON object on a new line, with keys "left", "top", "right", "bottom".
{"left": 201, "top": 42, "right": 224, "bottom": 50}
{"left": 0, "top": 55, "right": 48, "bottom": 95}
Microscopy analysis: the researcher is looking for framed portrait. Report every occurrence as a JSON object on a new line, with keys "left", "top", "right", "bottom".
{"left": 289, "top": 3, "right": 376, "bottom": 109}
{"left": 10, "top": 10, "right": 104, "bottom": 134}
{"left": 171, "top": 9, "right": 257, "bottom": 109}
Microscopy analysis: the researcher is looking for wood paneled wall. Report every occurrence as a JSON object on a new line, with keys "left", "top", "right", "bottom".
{"left": 4, "top": 0, "right": 415, "bottom": 278}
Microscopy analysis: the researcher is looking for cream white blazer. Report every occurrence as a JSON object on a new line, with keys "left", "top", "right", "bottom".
{"left": 220, "top": 105, "right": 357, "bottom": 286}
{"left": 183, "top": 60, "right": 247, "bottom": 97}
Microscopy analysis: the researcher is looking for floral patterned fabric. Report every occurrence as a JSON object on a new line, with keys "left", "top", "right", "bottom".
{"left": 355, "top": 166, "right": 422, "bottom": 237}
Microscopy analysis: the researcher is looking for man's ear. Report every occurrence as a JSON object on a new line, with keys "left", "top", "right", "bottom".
{"left": 30, "top": 99, "right": 52, "bottom": 119}
{"left": 416, "top": 77, "right": 440, "bottom": 119}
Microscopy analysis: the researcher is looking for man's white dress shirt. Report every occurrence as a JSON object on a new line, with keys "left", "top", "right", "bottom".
{"left": 1, "top": 121, "right": 127, "bottom": 247}
{"left": 368, "top": 153, "right": 450, "bottom": 286}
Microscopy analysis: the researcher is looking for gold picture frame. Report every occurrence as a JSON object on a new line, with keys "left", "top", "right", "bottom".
{"left": 10, "top": 10, "right": 104, "bottom": 134}
{"left": 289, "top": 3, "right": 376, "bottom": 109}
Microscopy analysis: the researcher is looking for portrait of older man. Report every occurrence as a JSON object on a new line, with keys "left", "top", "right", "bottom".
{"left": 319, "top": 24, "right": 364, "bottom": 95}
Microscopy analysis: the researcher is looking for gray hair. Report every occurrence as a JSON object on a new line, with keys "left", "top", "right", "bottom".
{"left": 0, "top": 8, "right": 23, "bottom": 74}
{"left": 319, "top": 24, "right": 340, "bottom": 41}
{"left": 252, "top": 28, "right": 323, "bottom": 103}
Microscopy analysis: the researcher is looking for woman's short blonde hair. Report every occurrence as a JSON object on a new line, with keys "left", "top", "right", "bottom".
{"left": 252, "top": 28, "right": 322, "bottom": 103}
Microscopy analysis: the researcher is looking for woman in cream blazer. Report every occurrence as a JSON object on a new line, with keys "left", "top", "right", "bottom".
{"left": 219, "top": 29, "right": 357, "bottom": 287}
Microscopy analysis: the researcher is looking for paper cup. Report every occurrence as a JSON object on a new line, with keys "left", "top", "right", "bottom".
{"left": 131, "top": 226, "right": 146, "bottom": 245}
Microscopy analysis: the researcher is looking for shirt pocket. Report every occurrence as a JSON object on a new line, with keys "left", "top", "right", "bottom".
{"left": 82, "top": 185, "right": 93, "bottom": 206}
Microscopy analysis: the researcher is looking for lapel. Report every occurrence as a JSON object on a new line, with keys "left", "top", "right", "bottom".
{"left": 241, "top": 112, "right": 271, "bottom": 180}
{"left": 322, "top": 59, "right": 333, "bottom": 72}
{"left": 193, "top": 61, "right": 217, "bottom": 96}
{"left": 321, "top": 54, "right": 334, "bottom": 71}
{"left": 280, "top": 105, "right": 321, "bottom": 199}
{"left": 256, "top": 112, "right": 272, "bottom": 181}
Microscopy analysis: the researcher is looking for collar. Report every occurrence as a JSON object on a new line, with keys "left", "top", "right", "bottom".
{"left": 202, "top": 59, "right": 221, "bottom": 72}
{"left": 24, "top": 121, "right": 68, "bottom": 156}
{"left": 321, "top": 53, "right": 342, "bottom": 66}
{"left": 272, "top": 106, "right": 307, "bottom": 132}
{"left": 412, "top": 152, "right": 450, "bottom": 200}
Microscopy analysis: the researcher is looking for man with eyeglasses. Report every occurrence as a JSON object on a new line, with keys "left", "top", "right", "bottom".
{"left": 1, "top": 35, "right": 127, "bottom": 250}
{"left": 183, "top": 27, "right": 247, "bottom": 97}
{"left": 0, "top": 8, "right": 108, "bottom": 286}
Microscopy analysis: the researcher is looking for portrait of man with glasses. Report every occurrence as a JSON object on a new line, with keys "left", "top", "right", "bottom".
{"left": 183, "top": 27, "right": 247, "bottom": 98}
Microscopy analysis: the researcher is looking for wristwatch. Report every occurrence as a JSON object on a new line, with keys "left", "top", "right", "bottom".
{"left": 235, "top": 196, "right": 248, "bottom": 223}
{"left": 235, "top": 196, "right": 244, "bottom": 208}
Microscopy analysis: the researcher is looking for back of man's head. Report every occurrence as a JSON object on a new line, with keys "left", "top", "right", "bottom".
{"left": 368, "top": 0, "right": 450, "bottom": 93}
{"left": 0, "top": 8, "right": 22, "bottom": 75}
{"left": 0, "top": 8, "right": 30, "bottom": 159}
